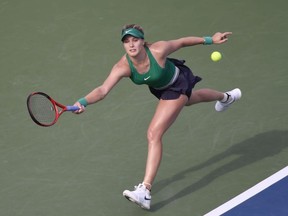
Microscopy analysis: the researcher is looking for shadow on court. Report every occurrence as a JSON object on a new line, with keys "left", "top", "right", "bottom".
{"left": 151, "top": 130, "right": 288, "bottom": 211}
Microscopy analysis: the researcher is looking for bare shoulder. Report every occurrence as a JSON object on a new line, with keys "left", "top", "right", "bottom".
{"left": 148, "top": 40, "right": 178, "bottom": 60}
{"left": 149, "top": 41, "right": 169, "bottom": 52}
{"left": 146, "top": 42, "right": 169, "bottom": 65}
{"left": 111, "top": 55, "right": 131, "bottom": 78}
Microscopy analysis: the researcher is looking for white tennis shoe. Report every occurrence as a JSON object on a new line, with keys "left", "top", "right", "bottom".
{"left": 215, "top": 88, "right": 242, "bottom": 112}
{"left": 123, "top": 183, "right": 151, "bottom": 210}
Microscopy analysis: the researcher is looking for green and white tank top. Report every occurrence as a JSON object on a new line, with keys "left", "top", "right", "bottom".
{"left": 126, "top": 46, "right": 179, "bottom": 89}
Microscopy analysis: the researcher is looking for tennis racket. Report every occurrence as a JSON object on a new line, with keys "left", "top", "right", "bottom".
{"left": 27, "top": 92, "right": 80, "bottom": 127}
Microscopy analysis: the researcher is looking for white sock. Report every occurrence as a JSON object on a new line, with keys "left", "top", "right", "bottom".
{"left": 220, "top": 93, "right": 229, "bottom": 102}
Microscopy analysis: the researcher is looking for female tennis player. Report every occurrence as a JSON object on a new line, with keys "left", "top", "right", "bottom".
{"left": 74, "top": 24, "right": 241, "bottom": 210}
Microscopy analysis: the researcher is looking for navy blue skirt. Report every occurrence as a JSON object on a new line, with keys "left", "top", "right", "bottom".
{"left": 149, "top": 58, "right": 202, "bottom": 100}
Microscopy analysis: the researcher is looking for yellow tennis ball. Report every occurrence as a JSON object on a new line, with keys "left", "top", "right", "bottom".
{"left": 211, "top": 51, "right": 222, "bottom": 62}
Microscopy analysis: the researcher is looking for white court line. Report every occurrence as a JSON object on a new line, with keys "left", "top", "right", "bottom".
{"left": 204, "top": 166, "right": 288, "bottom": 216}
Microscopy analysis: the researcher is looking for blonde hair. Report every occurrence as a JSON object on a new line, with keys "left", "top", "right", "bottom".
{"left": 122, "top": 24, "right": 144, "bottom": 35}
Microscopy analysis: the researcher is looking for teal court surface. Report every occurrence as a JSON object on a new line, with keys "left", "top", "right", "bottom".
{"left": 1, "top": 0, "right": 288, "bottom": 216}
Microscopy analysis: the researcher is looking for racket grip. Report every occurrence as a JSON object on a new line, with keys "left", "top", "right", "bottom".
{"left": 66, "top": 105, "right": 80, "bottom": 111}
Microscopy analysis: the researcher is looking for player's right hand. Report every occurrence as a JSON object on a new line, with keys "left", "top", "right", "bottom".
{"left": 73, "top": 102, "right": 85, "bottom": 114}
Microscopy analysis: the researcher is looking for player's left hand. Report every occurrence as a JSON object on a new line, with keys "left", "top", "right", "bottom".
{"left": 212, "top": 32, "right": 232, "bottom": 44}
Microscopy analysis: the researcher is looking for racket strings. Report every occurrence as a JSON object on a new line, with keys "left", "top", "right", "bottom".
{"left": 28, "top": 94, "right": 56, "bottom": 125}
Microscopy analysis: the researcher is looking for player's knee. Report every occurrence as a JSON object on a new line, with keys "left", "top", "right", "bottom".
{"left": 147, "top": 127, "right": 163, "bottom": 144}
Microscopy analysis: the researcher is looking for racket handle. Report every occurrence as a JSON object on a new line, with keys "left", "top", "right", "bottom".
{"left": 66, "top": 105, "right": 80, "bottom": 111}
